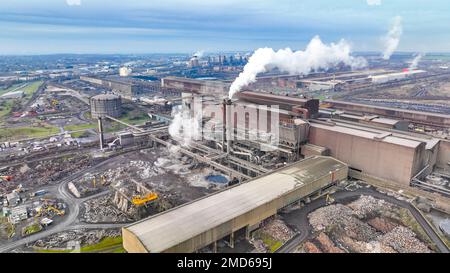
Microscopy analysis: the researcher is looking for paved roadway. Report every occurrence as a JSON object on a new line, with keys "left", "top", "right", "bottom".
{"left": 277, "top": 187, "right": 449, "bottom": 253}
{"left": 0, "top": 152, "right": 133, "bottom": 253}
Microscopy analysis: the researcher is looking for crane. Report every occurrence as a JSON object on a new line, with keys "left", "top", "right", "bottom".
{"left": 131, "top": 192, "right": 158, "bottom": 206}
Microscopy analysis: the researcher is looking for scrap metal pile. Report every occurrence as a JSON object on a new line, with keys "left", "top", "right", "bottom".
{"left": 302, "top": 195, "right": 433, "bottom": 253}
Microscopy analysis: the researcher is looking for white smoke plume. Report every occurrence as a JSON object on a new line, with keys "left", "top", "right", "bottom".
{"left": 367, "top": 0, "right": 381, "bottom": 6}
{"left": 382, "top": 16, "right": 403, "bottom": 60}
{"left": 193, "top": 50, "right": 205, "bottom": 59}
{"left": 168, "top": 105, "right": 202, "bottom": 147}
{"left": 228, "top": 36, "right": 367, "bottom": 99}
{"left": 409, "top": 53, "right": 424, "bottom": 70}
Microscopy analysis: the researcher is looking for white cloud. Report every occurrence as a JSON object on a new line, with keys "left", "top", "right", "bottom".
{"left": 367, "top": 0, "right": 381, "bottom": 6}
{"left": 66, "top": 0, "right": 81, "bottom": 6}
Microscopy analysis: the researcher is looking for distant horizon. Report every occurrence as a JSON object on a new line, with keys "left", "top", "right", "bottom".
{"left": 1, "top": 51, "right": 450, "bottom": 58}
{"left": 1, "top": 1, "right": 450, "bottom": 55}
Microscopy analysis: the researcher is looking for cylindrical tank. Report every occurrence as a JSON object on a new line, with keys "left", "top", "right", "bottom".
{"left": 90, "top": 94, "right": 122, "bottom": 119}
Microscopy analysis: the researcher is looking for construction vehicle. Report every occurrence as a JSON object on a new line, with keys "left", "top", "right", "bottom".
{"left": 92, "top": 177, "right": 97, "bottom": 188}
{"left": 36, "top": 205, "right": 65, "bottom": 218}
{"left": 0, "top": 176, "right": 13, "bottom": 182}
{"left": 47, "top": 205, "right": 65, "bottom": 216}
{"left": 51, "top": 99, "right": 59, "bottom": 107}
{"left": 325, "top": 193, "right": 335, "bottom": 205}
{"left": 131, "top": 192, "right": 158, "bottom": 206}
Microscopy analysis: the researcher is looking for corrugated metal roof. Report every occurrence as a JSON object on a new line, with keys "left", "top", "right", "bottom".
{"left": 310, "top": 122, "right": 422, "bottom": 148}
{"left": 124, "top": 156, "right": 346, "bottom": 253}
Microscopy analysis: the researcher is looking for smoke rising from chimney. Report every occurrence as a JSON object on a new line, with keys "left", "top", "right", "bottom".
{"left": 409, "top": 53, "right": 424, "bottom": 70}
{"left": 382, "top": 16, "right": 403, "bottom": 60}
{"left": 228, "top": 36, "right": 367, "bottom": 99}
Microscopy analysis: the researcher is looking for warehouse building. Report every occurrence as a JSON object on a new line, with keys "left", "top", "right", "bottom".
{"left": 81, "top": 76, "right": 146, "bottom": 99}
{"left": 122, "top": 156, "right": 348, "bottom": 253}
{"left": 161, "top": 76, "right": 229, "bottom": 96}
{"left": 308, "top": 120, "right": 440, "bottom": 186}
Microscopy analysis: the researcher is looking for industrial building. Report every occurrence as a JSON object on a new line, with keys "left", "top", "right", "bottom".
{"left": 369, "top": 70, "right": 427, "bottom": 84}
{"left": 319, "top": 109, "right": 410, "bottom": 130}
{"left": 8, "top": 205, "right": 28, "bottom": 224}
{"left": 323, "top": 100, "right": 450, "bottom": 127}
{"left": 308, "top": 119, "right": 440, "bottom": 186}
{"left": 81, "top": 76, "right": 146, "bottom": 99}
{"left": 122, "top": 156, "right": 348, "bottom": 253}
{"left": 235, "top": 91, "right": 319, "bottom": 118}
{"left": 296, "top": 79, "right": 344, "bottom": 92}
{"left": 90, "top": 94, "right": 122, "bottom": 119}
{"left": 161, "top": 76, "right": 229, "bottom": 96}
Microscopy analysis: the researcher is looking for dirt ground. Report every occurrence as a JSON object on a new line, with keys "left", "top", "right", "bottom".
{"left": 77, "top": 146, "right": 227, "bottom": 223}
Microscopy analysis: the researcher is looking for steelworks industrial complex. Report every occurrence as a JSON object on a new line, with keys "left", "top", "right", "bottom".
{"left": 123, "top": 156, "right": 348, "bottom": 253}
{"left": 118, "top": 76, "right": 450, "bottom": 253}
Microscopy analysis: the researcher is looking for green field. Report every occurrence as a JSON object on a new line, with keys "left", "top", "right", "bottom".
{"left": 0, "top": 83, "right": 25, "bottom": 96}
{"left": 64, "top": 123, "right": 96, "bottom": 131}
{"left": 22, "top": 81, "right": 44, "bottom": 98}
{"left": 0, "top": 125, "right": 59, "bottom": 141}
{"left": 120, "top": 112, "right": 150, "bottom": 125}
{"left": 0, "top": 81, "right": 43, "bottom": 98}
{"left": 37, "top": 236, "right": 125, "bottom": 253}
{"left": 0, "top": 100, "right": 15, "bottom": 119}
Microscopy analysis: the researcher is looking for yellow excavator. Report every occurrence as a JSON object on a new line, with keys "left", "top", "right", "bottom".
{"left": 131, "top": 192, "right": 158, "bottom": 206}
{"left": 36, "top": 205, "right": 65, "bottom": 218}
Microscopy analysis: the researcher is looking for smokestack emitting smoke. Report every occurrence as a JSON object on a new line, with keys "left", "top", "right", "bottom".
{"left": 409, "top": 53, "right": 424, "bottom": 70}
{"left": 382, "top": 16, "right": 403, "bottom": 60}
{"left": 228, "top": 36, "right": 367, "bottom": 99}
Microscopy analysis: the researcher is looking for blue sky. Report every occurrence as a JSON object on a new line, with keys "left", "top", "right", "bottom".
{"left": 0, "top": 0, "right": 449, "bottom": 55}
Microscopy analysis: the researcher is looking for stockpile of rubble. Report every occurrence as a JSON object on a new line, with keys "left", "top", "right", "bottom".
{"left": 339, "top": 236, "right": 396, "bottom": 253}
{"left": 82, "top": 194, "right": 135, "bottom": 223}
{"left": 129, "top": 160, "right": 157, "bottom": 179}
{"left": 379, "top": 226, "right": 431, "bottom": 253}
{"left": 31, "top": 229, "right": 121, "bottom": 249}
{"left": 347, "top": 195, "right": 392, "bottom": 219}
{"left": 259, "top": 218, "right": 295, "bottom": 242}
{"left": 306, "top": 195, "right": 433, "bottom": 253}
{"left": 1, "top": 154, "right": 97, "bottom": 194}
{"left": 250, "top": 217, "right": 294, "bottom": 253}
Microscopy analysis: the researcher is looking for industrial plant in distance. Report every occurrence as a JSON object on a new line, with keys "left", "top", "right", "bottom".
{"left": 0, "top": 0, "right": 449, "bottom": 260}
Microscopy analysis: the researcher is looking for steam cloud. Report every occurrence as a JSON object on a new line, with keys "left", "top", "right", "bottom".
{"left": 367, "top": 0, "right": 382, "bottom": 6}
{"left": 168, "top": 105, "right": 202, "bottom": 147}
{"left": 382, "top": 16, "right": 403, "bottom": 60}
{"left": 228, "top": 36, "right": 367, "bottom": 99}
{"left": 409, "top": 53, "right": 424, "bottom": 70}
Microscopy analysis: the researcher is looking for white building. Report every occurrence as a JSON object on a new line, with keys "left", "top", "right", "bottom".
{"left": 369, "top": 70, "right": 426, "bottom": 84}
{"left": 8, "top": 205, "right": 28, "bottom": 224}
